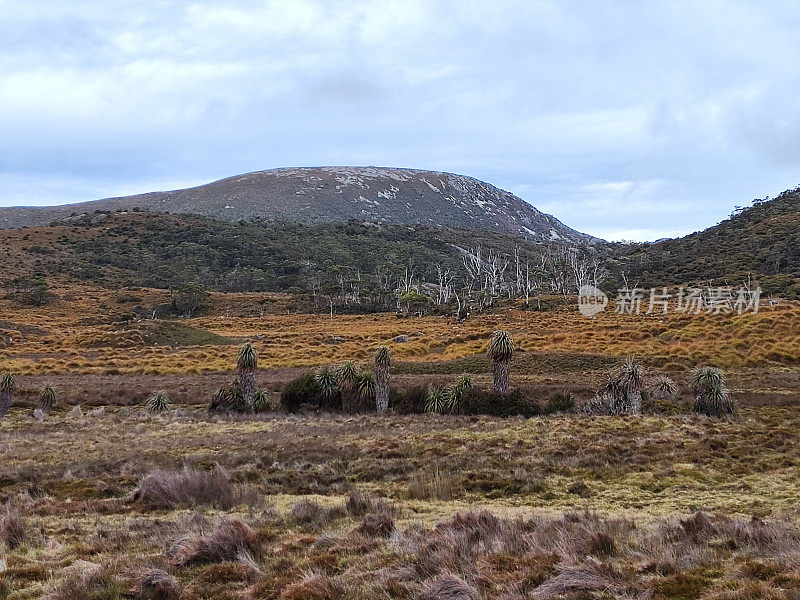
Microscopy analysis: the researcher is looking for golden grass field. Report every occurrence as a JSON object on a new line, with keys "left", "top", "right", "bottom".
{"left": 2, "top": 283, "right": 800, "bottom": 377}
{"left": 2, "top": 283, "right": 800, "bottom": 599}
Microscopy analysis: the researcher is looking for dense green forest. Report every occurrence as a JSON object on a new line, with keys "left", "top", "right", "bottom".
{"left": 616, "top": 187, "right": 800, "bottom": 298}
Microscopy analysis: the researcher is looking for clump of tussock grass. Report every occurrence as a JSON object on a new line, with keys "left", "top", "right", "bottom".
{"left": 132, "top": 466, "right": 258, "bottom": 511}
{"left": 170, "top": 518, "right": 260, "bottom": 566}
{"left": 356, "top": 513, "right": 395, "bottom": 538}
{"left": 289, "top": 499, "right": 345, "bottom": 529}
{"left": 280, "top": 572, "right": 342, "bottom": 600}
{"left": 0, "top": 510, "right": 26, "bottom": 549}
{"left": 135, "top": 568, "right": 182, "bottom": 600}
{"left": 344, "top": 489, "right": 397, "bottom": 517}
{"left": 418, "top": 574, "right": 480, "bottom": 600}
{"left": 408, "top": 465, "right": 458, "bottom": 501}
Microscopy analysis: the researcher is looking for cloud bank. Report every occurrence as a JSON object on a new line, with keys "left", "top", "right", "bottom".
{"left": 1, "top": 0, "right": 799, "bottom": 240}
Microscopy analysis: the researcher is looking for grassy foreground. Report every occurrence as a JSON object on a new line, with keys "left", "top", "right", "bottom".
{"left": 1, "top": 406, "right": 800, "bottom": 598}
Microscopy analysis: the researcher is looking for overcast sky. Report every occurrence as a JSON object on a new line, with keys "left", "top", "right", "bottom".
{"left": 1, "top": 1, "right": 799, "bottom": 240}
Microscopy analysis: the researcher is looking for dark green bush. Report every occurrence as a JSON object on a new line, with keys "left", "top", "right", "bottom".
{"left": 544, "top": 391, "right": 575, "bottom": 414}
{"left": 459, "top": 388, "right": 540, "bottom": 418}
{"left": 389, "top": 385, "right": 428, "bottom": 414}
{"left": 281, "top": 373, "right": 341, "bottom": 413}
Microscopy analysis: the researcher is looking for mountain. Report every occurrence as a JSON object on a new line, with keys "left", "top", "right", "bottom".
{"left": 613, "top": 187, "right": 800, "bottom": 298}
{"left": 0, "top": 166, "right": 593, "bottom": 243}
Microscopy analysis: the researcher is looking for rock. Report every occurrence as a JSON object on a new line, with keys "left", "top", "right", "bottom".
{"left": 68, "top": 405, "right": 83, "bottom": 418}
{"left": 88, "top": 407, "right": 105, "bottom": 417}
{"left": 392, "top": 334, "right": 409, "bottom": 343}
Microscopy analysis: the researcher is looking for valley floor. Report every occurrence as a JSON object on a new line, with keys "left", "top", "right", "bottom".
{"left": 2, "top": 288, "right": 800, "bottom": 598}
{"left": 1, "top": 405, "right": 800, "bottom": 598}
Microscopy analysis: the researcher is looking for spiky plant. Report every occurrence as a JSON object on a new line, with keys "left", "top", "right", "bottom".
{"left": 336, "top": 360, "right": 361, "bottom": 412}
{"left": 374, "top": 346, "right": 391, "bottom": 413}
{"left": 147, "top": 392, "right": 170, "bottom": 414}
{"left": 692, "top": 366, "right": 735, "bottom": 417}
{"left": 356, "top": 371, "right": 377, "bottom": 400}
{"left": 425, "top": 386, "right": 449, "bottom": 414}
{"left": 487, "top": 330, "right": 514, "bottom": 393}
{"left": 236, "top": 343, "right": 258, "bottom": 410}
{"left": 315, "top": 368, "right": 339, "bottom": 399}
{"left": 0, "top": 373, "right": 16, "bottom": 419}
{"left": 209, "top": 382, "right": 245, "bottom": 412}
{"left": 597, "top": 357, "right": 644, "bottom": 415}
{"left": 336, "top": 360, "right": 360, "bottom": 387}
{"left": 253, "top": 389, "right": 270, "bottom": 413}
{"left": 39, "top": 384, "right": 57, "bottom": 413}
{"left": 448, "top": 373, "right": 474, "bottom": 414}
{"left": 617, "top": 356, "right": 644, "bottom": 414}
{"left": 652, "top": 376, "right": 678, "bottom": 400}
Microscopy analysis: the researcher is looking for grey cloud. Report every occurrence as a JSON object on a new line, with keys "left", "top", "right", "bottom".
{"left": 1, "top": 0, "right": 799, "bottom": 240}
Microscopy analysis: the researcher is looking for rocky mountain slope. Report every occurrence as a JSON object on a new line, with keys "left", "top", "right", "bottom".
{"left": 0, "top": 167, "right": 593, "bottom": 243}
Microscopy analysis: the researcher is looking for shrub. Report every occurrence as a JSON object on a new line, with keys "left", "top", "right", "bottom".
{"left": 344, "top": 489, "right": 395, "bottom": 517}
{"left": 545, "top": 391, "right": 575, "bottom": 414}
{"left": 289, "top": 500, "right": 343, "bottom": 529}
{"left": 280, "top": 572, "right": 341, "bottom": 600}
{"left": 459, "top": 387, "right": 540, "bottom": 418}
{"left": 171, "top": 518, "right": 260, "bottom": 566}
{"left": 281, "top": 373, "right": 337, "bottom": 413}
{"left": 389, "top": 385, "right": 428, "bottom": 414}
{"left": 132, "top": 466, "right": 255, "bottom": 510}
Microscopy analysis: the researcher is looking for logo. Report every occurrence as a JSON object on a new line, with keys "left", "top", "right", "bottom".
{"left": 578, "top": 285, "right": 608, "bottom": 317}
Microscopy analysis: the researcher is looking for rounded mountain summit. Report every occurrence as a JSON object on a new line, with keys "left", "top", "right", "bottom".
{"left": 0, "top": 167, "right": 594, "bottom": 243}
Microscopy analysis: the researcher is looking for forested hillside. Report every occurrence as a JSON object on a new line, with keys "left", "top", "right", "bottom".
{"left": 615, "top": 187, "right": 800, "bottom": 298}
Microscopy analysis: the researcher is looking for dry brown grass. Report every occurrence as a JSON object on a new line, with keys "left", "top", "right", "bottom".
{"left": 3, "top": 282, "right": 800, "bottom": 378}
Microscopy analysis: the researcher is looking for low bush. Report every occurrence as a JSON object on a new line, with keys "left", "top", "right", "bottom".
{"left": 281, "top": 373, "right": 341, "bottom": 413}
{"left": 389, "top": 385, "right": 428, "bottom": 414}
{"left": 408, "top": 465, "right": 458, "bottom": 501}
{"left": 459, "top": 388, "right": 540, "bottom": 418}
{"left": 544, "top": 391, "right": 575, "bottom": 414}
